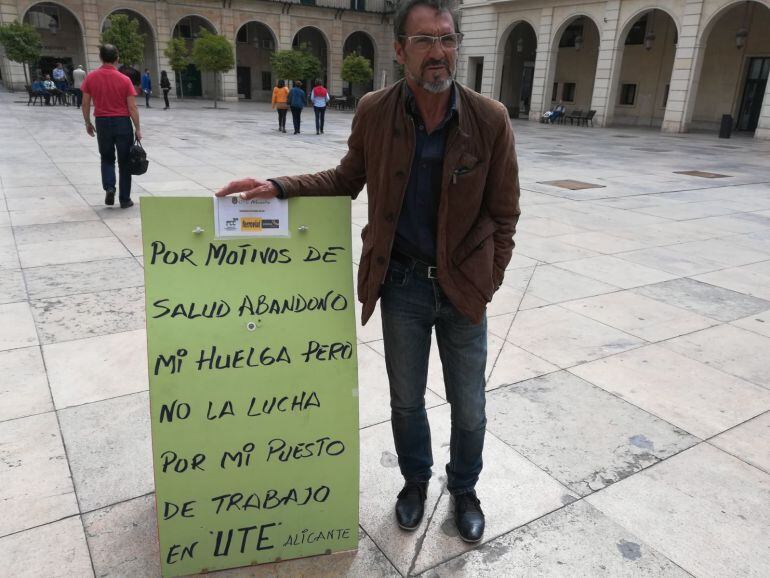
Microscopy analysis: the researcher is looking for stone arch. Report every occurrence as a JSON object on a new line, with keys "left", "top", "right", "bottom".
{"left": 343, "top": 30, "right": 377, "bottom": 95}
{"left": 172, "top": 15, "right": 218, "bottom": 98}
{"left": 610, "top": 8, "right": 679, "bottom": 127}
{"left": 697, "top": 0, "right": 770, "bottom": 44}
{"left": 616, "top": 6, "right": 680, "bottom": 46}
{"left": 234, "top": 20, "right": 279, "bottom": 101}
{"left": 292, "top": 26, "right": 330, "bottom": 89}
{"left": 22, "top": 1, "right": 86, "bottom": 83}
{"left": 550, "top": 13, "right": 602, "bottom": 52}
{"left": 101, "top": 8, "right": 158, "bottom": 84}
{"left": 496, "top": 20, "right": 538, "bottom": 118}
{"left": 171, "top": 14, "right": 219, "bottom": 37}
{"left": 691, "top": 1, "right": 770, "bottom": 132}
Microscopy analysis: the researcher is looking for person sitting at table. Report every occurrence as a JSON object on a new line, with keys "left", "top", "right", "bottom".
{"left": 43, "top": 74, "right": 65, "bottom": 104}
{"left": 31, "top": 78, "right": 51, "bottom": 105}
{"left": 550, "top": 102, "right": 566, "bottom": 123}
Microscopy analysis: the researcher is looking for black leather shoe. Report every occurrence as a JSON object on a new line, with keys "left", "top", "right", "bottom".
{"left": 120, "top": 199, "right": 134, "bottom": 209}
{"left": 395, "top": 481, "right": 428, "bottom": 531}
{"left": 454, "top": 491, "right": 485, "bottom": 543}
{"left": 105, "top": 188, "right": 115, "bottom": 206}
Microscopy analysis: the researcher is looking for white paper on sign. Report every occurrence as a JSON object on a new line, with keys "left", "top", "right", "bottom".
{"left": 214, "top": 196, "right": 289, "bottom": 238}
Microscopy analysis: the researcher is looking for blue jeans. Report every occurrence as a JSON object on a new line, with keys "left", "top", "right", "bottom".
{"left": 314, "top": 106, "right": 326, "bottom": 132}
{"left": 95, "top": 116, "right": 133, "bottom": 203}
{"left": 290, "top": 106, "right": 302, "bottom": 133}
{"left": 380, "top": 259, "right": 487, "bottom": 495}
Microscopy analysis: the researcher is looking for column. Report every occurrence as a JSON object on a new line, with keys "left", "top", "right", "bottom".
{"left": 528, "top": 7, "right": 555, "bottom": 120}
{"left": 279, "top": 10, "right": 292, "bottom": 50}
{"left": 217, "top": 8, "right": 237, "bottom": 102}
{"left": 0, "top": 0, "right": 25, "bottom": 90}
{"left": 661, "top": 0, "right": 705, "bottom": 133}
{"left": 755, "top": 80, "right": 770, "bottom": 140}
{"left": 329, "top": 17, "right": 343, "bottom": 96}
{"left": 153, "top": 1, "right": 174, "bottom": 100}
{"left": 589, "top": 0, "right": 622, "bottom": 127}
{"left": 81, "top": 1, "right": 102, "bottom": 72}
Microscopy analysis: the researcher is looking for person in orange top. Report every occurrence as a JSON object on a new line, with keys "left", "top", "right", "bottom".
{"left": 271, "top": 79, "right": 289, "bottom": 133}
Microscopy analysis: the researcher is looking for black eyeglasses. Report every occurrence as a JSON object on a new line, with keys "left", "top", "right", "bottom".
{"left": 399, "top": 33, "right": 464, "bottom": 51}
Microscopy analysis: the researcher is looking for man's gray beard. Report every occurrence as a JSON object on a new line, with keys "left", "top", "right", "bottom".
{"left": 420, "top": 77, "right": 453, "bottom": 94}
{"left": 407, "top": 69, "right": 454, "bottom": 94}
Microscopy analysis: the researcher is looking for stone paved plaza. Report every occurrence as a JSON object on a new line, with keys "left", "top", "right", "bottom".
{"left": 1, "top": 87, "right": 770, "bottom": 577}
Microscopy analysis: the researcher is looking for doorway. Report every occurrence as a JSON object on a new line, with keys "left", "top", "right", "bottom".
{"left": 237, "top": 66, "right": 251, "bottom": 100}
{"left": 177, "top": 64, "right": 201, "bottom": 98}
{"left": 737, "top": 57, "right": 769, "bottom": 131}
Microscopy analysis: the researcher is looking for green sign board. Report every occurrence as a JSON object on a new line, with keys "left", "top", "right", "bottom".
{"left": 141, "top": 197, "right": 359, "bottom": 577}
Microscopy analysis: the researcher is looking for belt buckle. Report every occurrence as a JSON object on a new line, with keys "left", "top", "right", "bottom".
{"left": 427, "top": 266, "right": 438, "bottom": 279}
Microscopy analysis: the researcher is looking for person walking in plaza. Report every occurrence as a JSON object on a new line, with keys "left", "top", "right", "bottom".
{"left": 72, "top": 65, "right": 86, "bottom": 108}
{"left": 141, "top": 68, "right": 152, "bottom": 108}
{"left": 288, "top": 80, "right": 305, "bottom": 134}
{"left": 310, "top": 80, "right": 330, "bottom": 134}
{"left": 216, "top": 0, "right": 519, "bottom": 544}
{"left": 81, "top": 44, "right": 142, "bottom": 209}
{"left": 160, "top": 70, "right": 172, "bottom": 110}
{"left": 272, "top": 79, "right": 289, "bottom": 133}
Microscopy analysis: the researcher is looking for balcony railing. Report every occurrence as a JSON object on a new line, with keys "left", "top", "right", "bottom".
{"left": 270, "top": 0, "right": 397, "bottom": 14}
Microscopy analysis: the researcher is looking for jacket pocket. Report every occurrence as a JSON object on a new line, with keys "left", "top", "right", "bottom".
{"left": 451, "top": 217, "right": 496, "bottom": 302}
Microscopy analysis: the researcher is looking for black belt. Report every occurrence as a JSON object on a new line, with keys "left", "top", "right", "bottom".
{"left": 390, "top": 249, "right": 438, "bottom": 279}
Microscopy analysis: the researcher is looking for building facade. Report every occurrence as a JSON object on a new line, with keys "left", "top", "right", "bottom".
{"left": 0, "top": 0, "right": 397, "bottom": 102}
{"left": 456, "top": 0, "right": 770, "bottom": 138}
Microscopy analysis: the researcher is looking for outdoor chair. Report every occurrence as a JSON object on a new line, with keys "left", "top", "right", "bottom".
{"left": 25, "top": 85, "right": 43, "bottom": 106}
{"left": 566, "top": 109, "right": 583, "bottom": 125}
{"left": 579, "top": 110, "right": 597, "bottom": 127}
{"left": 330, "top": 95, "right": 357, "bottom": 111}
{"left": 329, "top": 95, "right": 346, "bottom": 110}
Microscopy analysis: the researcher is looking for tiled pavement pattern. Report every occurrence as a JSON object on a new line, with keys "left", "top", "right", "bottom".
{"left": 1, "top": 87, "right": 770, "bottom": 577}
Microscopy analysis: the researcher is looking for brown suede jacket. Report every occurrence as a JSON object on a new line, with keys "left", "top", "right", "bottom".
{"left": 273, "top": 79, "right": 521, "bottom": 325}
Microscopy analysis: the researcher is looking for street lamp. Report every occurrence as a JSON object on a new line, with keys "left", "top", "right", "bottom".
{"left": 735, "top": 28, "right": 748, "bottom": 49}
{"left": 735, "top": 2, "right": 750, "bottom": 49}
{"left": 573, "top": 17, "right": 584, "bottom": 51}
{"left": 644, "top": 10, "right": 656, "bottom": 51}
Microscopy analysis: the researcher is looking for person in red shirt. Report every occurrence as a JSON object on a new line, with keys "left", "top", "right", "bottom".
{"left": 81, "top": 44, "right": 142, "bottom": 208}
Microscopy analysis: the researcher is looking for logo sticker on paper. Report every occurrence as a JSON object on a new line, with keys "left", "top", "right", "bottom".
{"left": 214, "top": 197, "right": 289, "bottom": 238}
{"left": 241, "top": 217, "right": 262, "bottom": 231}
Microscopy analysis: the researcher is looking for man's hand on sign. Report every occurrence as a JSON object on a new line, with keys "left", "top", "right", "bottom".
{"left": 215, "top": 178, "right": 278, "bottom": 200}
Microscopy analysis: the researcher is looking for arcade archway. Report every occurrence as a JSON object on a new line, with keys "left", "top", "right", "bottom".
{"left": 343, "top": 31, "right": 375, "bottom": 96}
{"left": 235, "top": 21, "right": 277, "bottom": 101}
{"left": 23, "top": 2, "right": 86, "bottom": 83}
{"left": 611, "top": 9, "right": 678, "bottom": 127}
{"left": 691, "top": 1, "right": 770, "bottom": 132}
{"left": 499, "top": 22, "right": 537, "bottom": 118}
{"left": 172, "top": 15, "right": 217, "bottom": 98}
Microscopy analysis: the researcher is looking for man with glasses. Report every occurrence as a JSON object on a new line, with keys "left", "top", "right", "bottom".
{"left": 216, "top": 0, "right": 519, "bottom": 544}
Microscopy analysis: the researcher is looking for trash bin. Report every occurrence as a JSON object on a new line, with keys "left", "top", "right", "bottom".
{"left": 719, "top": 114, "right": 733, "bottom": 139}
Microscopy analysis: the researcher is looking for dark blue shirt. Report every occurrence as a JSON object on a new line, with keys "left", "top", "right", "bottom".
{"left": 394, "top": 84, "right": 457, "bottom": 264}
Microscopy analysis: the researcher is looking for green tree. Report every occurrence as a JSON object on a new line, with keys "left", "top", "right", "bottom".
{"left": 101, "top": 14, "right": 145, "bottom": 67}
{"left": 341, "top": 52, "right": 373, "bottom": 92}
{"left": 190, "top": 30, "right": 234, "bottom": 108}
{"left": 270, "top": 46, "right": 321, "bottom": 84}
{"left": 0, "top": 20, "right": 42, "bottom": 86}
{"left": 164, "top": 37, "right": 189, "bottom": 99}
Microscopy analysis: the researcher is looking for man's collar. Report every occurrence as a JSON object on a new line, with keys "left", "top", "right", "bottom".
{"left": 404, "top": 81, "right": 458, "bottom": 122}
